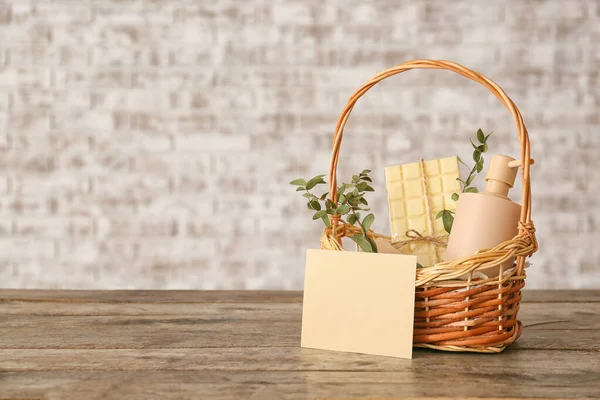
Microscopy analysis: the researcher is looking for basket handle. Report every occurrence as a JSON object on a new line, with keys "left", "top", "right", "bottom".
{"left": 328, "top": 59, "right": 533, "bottom": 231}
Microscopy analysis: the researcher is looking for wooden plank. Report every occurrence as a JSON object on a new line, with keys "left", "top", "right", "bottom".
{"left": 0, "top": 290, "right": 303, "bottom": 304}
{"left": 0, "top": 314, "right": 299, "bottom": 349}
{"left": 0, "top": 290, "right": 598, "bottom": 304}
{"left": 514, "top": 329, "right": 600, "bottom": 351}
{"left": 0, "top": 303, "right": 598, "bottom": 350}
{"left": 1, "top": 300, "right": 598, "bottom": 327}
{"left": 522, "top": 290, "right": 600, "bottom": 303}
{"left": 0, "top": 301, "right": 303, "bottom": 317}
{"left": 0, "top": 310, "right": 596, "bottom": 351}
{"left": 1, "top": 347, "right": 599, "bottom": 373}
{"left": 1, "top": 364, "right": 598, "bottom": 400}
{"left": 520, "top": 303, "right": 600, "bottom": 330}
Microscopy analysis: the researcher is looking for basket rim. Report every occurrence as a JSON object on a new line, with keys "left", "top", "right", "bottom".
{"left": 320, "top": 220, "right": 536, "bottom": 286}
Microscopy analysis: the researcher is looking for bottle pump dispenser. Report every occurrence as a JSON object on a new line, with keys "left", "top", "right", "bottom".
{"left": 445, "top": 155, "right": 531, "bottom": 278}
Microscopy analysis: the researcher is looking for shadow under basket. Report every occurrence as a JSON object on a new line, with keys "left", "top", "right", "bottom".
{"left": 320, "top": 60, "right": 539, "bottom": 353}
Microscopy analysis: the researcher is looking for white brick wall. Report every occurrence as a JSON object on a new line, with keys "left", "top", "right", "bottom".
{"left": 0, "top": 0, "right": 598, "bottom": 289}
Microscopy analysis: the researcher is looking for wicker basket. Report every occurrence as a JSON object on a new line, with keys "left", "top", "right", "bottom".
{"left": 321, "top": 60, "right": 538, "bottom": 353}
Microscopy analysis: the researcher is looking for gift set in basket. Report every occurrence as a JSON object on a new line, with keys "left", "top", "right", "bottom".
{"left": 298, "top": 60, "right": 539, "bottom": 355}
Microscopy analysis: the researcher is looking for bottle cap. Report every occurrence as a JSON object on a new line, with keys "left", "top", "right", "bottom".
{"left": 485, "top": 155, "right": 518, "bottom": 188}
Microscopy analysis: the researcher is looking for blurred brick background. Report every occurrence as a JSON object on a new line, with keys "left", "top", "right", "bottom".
{"left": 0, "top": 0, "right": 598, "bottom": 289}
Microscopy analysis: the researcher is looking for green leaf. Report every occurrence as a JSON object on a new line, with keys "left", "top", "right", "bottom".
{"left": 347, "top": 195, "right": 358, "bottom": 206}
{"left": 306, "top": 176, "right": 326, "bottom": 190}
{"left": 355, "top": 212, "right": 361, "bottom": 220}
{"left": 457, "top": 156, "right": 469, "bottom": 168}
{"left": 482, "top": 142, "right": 488, "bottom": 153}
{"left": 352, "top": 175, "right": 360, "bottom": 183}
{"left": 349, "top": 234, "right": 373, "bottom": 252}
{"left": 363, "top": 184, "right": 375, "bottom": 192}
{"left": 466, "top": 174, "right": 475, "bottom": 186}
{"left": 368, "top": 237, "right": 378, "bottom": 253}
{"left": 435, "top": 210, "right": 444, "bottom": 220}
{"left": 476, "top": 158, "right": 484, "bottom": 173}
{"left": 362, "top": 213, "right": 375, "bottom": 232}
{"left": 310, "top": 200, "right": 321, "bottom": 210}
{"left": 442, "top": 210, "right": 454, "bottom": 234}
{"left": 416, "top": 263, "right": 424, "bottom": 269}
{"left": 305, "top": 181, "right": 321, "bottom": 190}
{"left": 356, "top": 182, "right": 367, "bottom": 191}
{"left": 473, "top": 150, "right": 481, "bottom": 162}
{"left": 451, "top": 192, "right": 459, "bottom": 201}
{"left": 465, "top": 187, "right": 479, "bottom": 193}
{"left": 338, "top": 185, "right": 346, "bottom": 196}
{"left": 289, "top": 179, "right": 306, "bottom": 186}
{"left": 313, "top": 210, "right": 326, "bottom": 220}
{"left": 360, "top": 176, "right": 372, "bottom": 182}
{"left": 320, "top": 192, "right": 329, "bottom": 200}
{"left": 321, "top": 214, "right": 330, "bottom": 228}
{"left": 361, "top": 169, "right": 371, "bottom": 174}
{"left": 359, "top": 197, "right": 368, "bottom": 205}
{"left": 484, "top": 132, "right": 492, "bottom": 142}
{"left": 470, "top": 138, "right": 478, "bottom": 149}
{"left": 296, "top": 187, "right": 305, "bottom": 191}
{"left": 347, "top": 214, "right": 357, "bottom": 225}
{"left": 477, "top": 128, "right": 485, "bottom": 143}
{"left": 336, "top": 205, "right": 350, "bottom": 215}
{"left": 302, "top": 193, "right": 313, "bottom": 199}
{"left": 338, "top": 194, "right": 346, "bottom": 203}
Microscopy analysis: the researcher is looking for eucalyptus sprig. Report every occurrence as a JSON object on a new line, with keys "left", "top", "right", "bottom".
{"left": 290, "top": 170, "right": 378, "bottom": 253}
{"left": 436, "top": 128, "right": 492, "bottom": 234}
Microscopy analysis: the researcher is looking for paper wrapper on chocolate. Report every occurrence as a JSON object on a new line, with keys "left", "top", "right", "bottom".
{"left": 384, "top": 157, "right": 461, "bottom": 267}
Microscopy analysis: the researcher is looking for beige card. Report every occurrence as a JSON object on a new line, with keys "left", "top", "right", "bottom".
{"left": 301, "top": 249, "right": 417, "bottom": 359}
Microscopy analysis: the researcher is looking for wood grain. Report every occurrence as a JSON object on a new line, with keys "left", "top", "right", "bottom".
{"left": 1, "top": 290, "right": 597, "bottom": 304}
{"left": 0, "top": 290, "right": 304, "bottom": 303}
{"left": 521, "top": 290, "right": 600, "bottom": 303}
{"left": 1, "top": 347, "right": 599, "bottom": 372}
{"left": 1, "top": 369, "right": 598, "bottom": 400}
{"left": 1, "top": 299, "right": 599, "bottom": 321}
{"left": 0, "top": 303, "right": 598, "bottom": 350}
{"left": 0, "top": 290, "right": 598, "bottom": 399}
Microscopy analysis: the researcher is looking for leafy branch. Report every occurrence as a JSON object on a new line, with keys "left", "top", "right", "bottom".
{"left": 436, "top": 129, "right": 492, "bottom": 234}
{"left": 290, "top": 170, "right": 378, "bottom": 253}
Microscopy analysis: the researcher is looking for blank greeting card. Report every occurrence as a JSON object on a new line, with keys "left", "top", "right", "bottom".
{"left": 301, "top": 249, "right": 417, "bottom": 359}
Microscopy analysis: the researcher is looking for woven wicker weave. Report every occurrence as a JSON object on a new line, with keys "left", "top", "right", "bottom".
{"left": 321, "top": 60, "right": 538, "bottom": 353}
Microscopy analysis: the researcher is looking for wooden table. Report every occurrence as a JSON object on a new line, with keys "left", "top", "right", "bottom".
{"left": 0, "top": 290, "right": 598, "bottom": 399}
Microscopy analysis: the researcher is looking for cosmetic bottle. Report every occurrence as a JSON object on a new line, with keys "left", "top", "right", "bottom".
{"left": 445, "top": 155, "right": 528, "bottom": 278}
